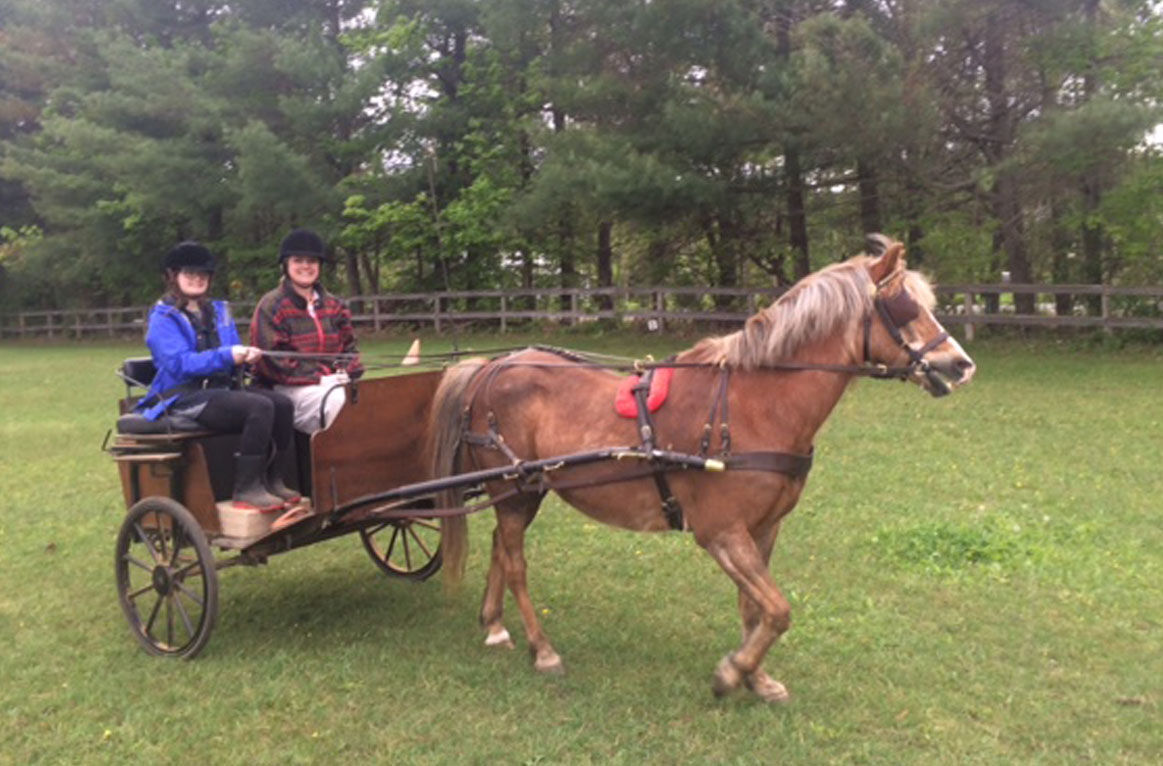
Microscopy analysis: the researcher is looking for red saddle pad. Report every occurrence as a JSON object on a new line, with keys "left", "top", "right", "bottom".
{"left": 614, "top": 367, "right": 674, "bottom": 418}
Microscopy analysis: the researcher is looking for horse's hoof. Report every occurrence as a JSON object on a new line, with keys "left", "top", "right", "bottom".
{"left": 745, "top": 671, "right": 790, "bottom": 703}
{"left": 484, "top": 627, "right": 515, "bottom": 649}
{"left": 711, "top": 655, "right": 744, "bottom": 697}
{"left": 534, "top": 651, "right": 565, "bottom": 675}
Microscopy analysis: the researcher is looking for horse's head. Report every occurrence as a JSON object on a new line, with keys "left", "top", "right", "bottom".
{"left": 863, "top": 236, "right": 976, "bottom": 397}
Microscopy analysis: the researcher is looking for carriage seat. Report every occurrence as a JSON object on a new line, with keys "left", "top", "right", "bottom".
{"left": 116, "top": 412, "right": 204, "bottom": 435}
{"left": 115, "top": 356, "right": 206, "bottom": 435}
{"left": 119, "top": 357, "right": 158, "bottom": 389}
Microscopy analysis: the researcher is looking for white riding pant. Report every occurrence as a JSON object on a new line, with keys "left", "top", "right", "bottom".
{"left": 273, "top": 380, "right": 347, "bottom": 434}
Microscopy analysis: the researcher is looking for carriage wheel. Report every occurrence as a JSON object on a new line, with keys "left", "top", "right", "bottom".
{"left": 115, "top": 497, "right": 218, "bottom": 658}
{"left": 359, "top": 517, "right": 443, "bottom": 581}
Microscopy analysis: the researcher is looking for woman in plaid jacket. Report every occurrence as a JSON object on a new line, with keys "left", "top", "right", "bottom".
{"left": 249, "top": 229, "right": 363, "bottom": 433}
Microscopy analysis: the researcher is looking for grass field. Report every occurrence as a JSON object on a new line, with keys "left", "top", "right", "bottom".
{"left": 1, "top": 331, "right": 1160, "bottom": 764}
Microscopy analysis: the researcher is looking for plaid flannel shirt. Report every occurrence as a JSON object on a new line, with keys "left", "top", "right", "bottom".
{"left": 249, "top": 279, "right": 363, "bottom": 386}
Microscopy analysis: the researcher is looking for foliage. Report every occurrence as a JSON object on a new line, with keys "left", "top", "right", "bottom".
{"left": 0, "top": 0, "right": 1161, "bottom": 310}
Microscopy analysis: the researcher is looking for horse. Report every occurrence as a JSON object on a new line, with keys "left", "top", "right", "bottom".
{"left": 427, "top": 236, "right": 975, "bottom": 702}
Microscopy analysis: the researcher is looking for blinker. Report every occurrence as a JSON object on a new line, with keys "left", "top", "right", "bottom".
{"left": 881, "top": 290, "right": 920, "bottom": 326}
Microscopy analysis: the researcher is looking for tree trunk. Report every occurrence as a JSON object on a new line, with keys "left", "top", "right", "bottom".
{"left": 706, "top": 216, "right": 740, "bottom": 309}
{"left": 994, "top": 173, "right": 1033, "bottom": 313}
{"left": 777, "top": 11, "right": 810, "bottom": 280}
{"left": 857, "top": 159, "right": 882, "bottom": 235}
{"left": 983, "top": 9, "right": 1033, "bottom": 314}
{"left": 358, "top": 251, "right": 377, "bottom": 293}
{"left": 558, "top": 219, "right": 576, "bottom": 313}
{"left": 344, "top": 249, "right": 363, "bottom": 314}
{"left": 906, "top": 207, "right": 925, "bottom": 266}
{"left": 1049, "top": 201, "right": 1075, "bottom": 318}
{"left": 1080, "top": 0, "right": 1104, "bottom": 313}
{"left": 207, "top": 206, "right": 227, "bottom": 295}
{"left": 596, "top": 220, "right": 613, "bottom": 311}
{"left": 786, "top": 147, "right": 810, "bottom": 280}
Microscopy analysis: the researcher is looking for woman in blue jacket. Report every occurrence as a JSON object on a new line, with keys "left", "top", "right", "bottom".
{"left": 137, "top": 241, "right": 299, "bottom": 513}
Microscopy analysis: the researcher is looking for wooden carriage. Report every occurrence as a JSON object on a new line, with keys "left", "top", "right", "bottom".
{"left": 108, "top": 360, "right": 447, "bottom": 658}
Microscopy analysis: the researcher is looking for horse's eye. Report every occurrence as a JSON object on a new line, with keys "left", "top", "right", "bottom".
{"left": 882, "top": 291, "right": 920, "bottom": 326}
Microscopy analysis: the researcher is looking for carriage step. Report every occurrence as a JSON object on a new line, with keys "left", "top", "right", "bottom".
{"left": 110, "top": 451, "right": 183, "bottom": 463}
{"left": 113, "top": 431, "right": 213, "bottom": 444}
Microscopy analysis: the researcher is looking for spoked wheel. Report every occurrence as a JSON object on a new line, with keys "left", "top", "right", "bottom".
{"left": 359, "top": 517, "right": 443, "bottom": 581}
{"left": 115, "top": 497, "right": 218, "bottom": 658}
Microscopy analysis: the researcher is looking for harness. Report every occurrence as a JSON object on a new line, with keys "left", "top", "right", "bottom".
{"left": 627, "top": 364, "right": 814, "bottom": 530}
{"left": 306, "top": 276, "right": 951, "bottom": 532}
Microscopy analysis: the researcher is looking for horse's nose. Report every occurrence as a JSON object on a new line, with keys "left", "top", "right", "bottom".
{"left": 954, "top": 357, "right": 976, "bottom": 383}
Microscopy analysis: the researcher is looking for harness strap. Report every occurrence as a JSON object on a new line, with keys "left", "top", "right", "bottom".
{"left": 632, "top": 367, "right": 685, "bottom": 531}
{"left": 723, "top": 449, "right": 813, "bottom": 477}
{"left": 698, "top": 367, "right": 732, "bottom": 457}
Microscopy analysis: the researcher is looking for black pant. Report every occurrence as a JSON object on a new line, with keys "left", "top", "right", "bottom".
{"left": 186, "top": 388, "right": 294, "bottom": 456}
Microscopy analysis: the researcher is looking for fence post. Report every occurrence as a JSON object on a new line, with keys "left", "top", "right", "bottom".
{"left": 373, "top": 297, "right": 382, "bottom": 332}
{"left": 500, "top": 294, "right": 507, "bottom": 333}
{"left": 570, "top": 292, "right": 578, "bottom": 326}
{"left": 433, "top": 295, "right": 441, "bottom": 333}
{"left": 963, "top": 290, "right": 975, "bottom": 343}
{"left": 1101, "top": 285, "right": 1111, "bottom": 335}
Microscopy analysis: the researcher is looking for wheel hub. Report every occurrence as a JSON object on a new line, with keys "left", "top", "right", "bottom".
{"left": 151, "top": 565, "right": 175, "bottom": 596}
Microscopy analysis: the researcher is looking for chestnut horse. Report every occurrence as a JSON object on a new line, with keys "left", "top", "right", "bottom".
{"left": 428, "top": 237, "right": 975, "bottom": 702}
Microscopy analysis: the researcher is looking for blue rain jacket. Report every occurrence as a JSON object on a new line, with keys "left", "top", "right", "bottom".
{"left": 135, "top": 298, "right": 242, "bottom": 420}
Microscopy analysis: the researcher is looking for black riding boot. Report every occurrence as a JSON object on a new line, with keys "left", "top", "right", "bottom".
{"left": 264, "top": 445, "right": 302, "bottom": 504}
{"left": 233, "top": 453, "right": 285, "bottom": 511}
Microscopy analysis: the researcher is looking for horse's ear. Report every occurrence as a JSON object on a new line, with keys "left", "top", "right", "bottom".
{"left": 868, "top": 240, "right": 905, "bottom": 284}
{"left": 865, "top": 233, "right": 891, "bottom": 256}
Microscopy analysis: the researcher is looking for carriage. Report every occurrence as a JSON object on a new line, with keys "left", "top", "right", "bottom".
{"left": 107, "top": 360, "right": 452, "bottom": 659}
{"left": 105, "top": 238, "right": 977, "bottom": 702}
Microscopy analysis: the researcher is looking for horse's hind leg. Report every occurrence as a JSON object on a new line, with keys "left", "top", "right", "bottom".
{"left": 481, "top": 496, "right": 564, "bottom": 673}
{"left": 704, "top": 527, "right": 791, "bottom": 703}
{"left": 480, "top": 525, "right": 514, "bottom": 649}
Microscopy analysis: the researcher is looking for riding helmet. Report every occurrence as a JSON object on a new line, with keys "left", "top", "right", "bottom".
{"left": 163, "top": 241, "right": 216, "bottom": 273}
{"left": 278, "top": 228, "right": 331, "bottom": 264}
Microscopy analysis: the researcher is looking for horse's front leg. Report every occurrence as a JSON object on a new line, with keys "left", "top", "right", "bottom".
{"left": 736, "top": 522, "right": 789, "bottom": 702}
{"left": 704, "top": 527, "right": 791, "bottom": 703}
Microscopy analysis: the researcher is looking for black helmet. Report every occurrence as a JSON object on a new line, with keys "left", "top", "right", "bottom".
{"left": 163, "top": 241, "right": 215, "bottom": 273}
{"left": 278, "top": 228, "right": 330, "bottom": 264}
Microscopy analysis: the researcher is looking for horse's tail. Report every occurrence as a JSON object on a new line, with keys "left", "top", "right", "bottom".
{"left": 427, "top": 357, "right": 488, "bottom": 589}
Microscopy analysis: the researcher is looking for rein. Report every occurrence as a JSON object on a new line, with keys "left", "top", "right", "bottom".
{"left": 445, "top": 284, "right": 949, "bottom": 531}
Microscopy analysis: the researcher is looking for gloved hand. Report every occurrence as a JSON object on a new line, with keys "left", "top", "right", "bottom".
{"left": 231, "top": 345, "right": 263, "bottom": 364}
{"left": 320, "top": 369, "right": 350, "bottom": 388}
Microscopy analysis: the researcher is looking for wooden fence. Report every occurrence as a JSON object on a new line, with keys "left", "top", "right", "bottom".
{"left": 2, "top": 284, "right": 1161, "bottom": 340}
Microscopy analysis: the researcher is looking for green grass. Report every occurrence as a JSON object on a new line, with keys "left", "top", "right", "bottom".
{"left": 1, "top": 333, "right": 1160, "bottom": 763}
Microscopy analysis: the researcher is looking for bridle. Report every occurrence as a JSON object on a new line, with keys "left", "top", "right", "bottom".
{"left": 861, "top": 275, "right": 951, "bottom": 386}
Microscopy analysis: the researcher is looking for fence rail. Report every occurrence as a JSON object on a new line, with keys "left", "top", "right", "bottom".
{"left": 2, "top": 284, "right": 1162, "bottom": 340}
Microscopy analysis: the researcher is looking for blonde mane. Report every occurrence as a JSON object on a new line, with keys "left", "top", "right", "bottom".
{"left": 681, "top": 254, "right": 936, "bottom": 370}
